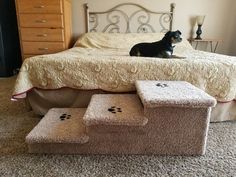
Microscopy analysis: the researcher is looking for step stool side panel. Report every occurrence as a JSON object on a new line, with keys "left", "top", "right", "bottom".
{"left": 144, "top": 106, "right": 212, "bottom": 155}
{"left": 28, "top": 143, "right": 90, "bottom": 154}
{"left": 87, "top": 124, "right": 147, "bottom": 135}
{"left": 85, "top": 125, "right": 149, "bottom": 154}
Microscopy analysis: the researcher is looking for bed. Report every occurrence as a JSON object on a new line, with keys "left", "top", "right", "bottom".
{"left": 12, "top": 3, "right": 236, "bottom": 122}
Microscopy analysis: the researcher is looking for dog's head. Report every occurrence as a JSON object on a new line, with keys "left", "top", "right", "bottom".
{"left": 163, "top": 30, "right": 182, "bottom": 44}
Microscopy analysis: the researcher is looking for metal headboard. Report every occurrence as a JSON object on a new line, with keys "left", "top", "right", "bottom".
{"left": 85, "top": 3, "right": 175, "bottom": 33}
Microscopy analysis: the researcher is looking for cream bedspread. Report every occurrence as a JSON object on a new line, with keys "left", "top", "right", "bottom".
{"left": 12, "top": 33, "right": 236, "bottom": 102}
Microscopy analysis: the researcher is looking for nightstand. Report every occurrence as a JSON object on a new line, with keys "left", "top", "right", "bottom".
{"left": 188, "top": 38, "right": 222, "bottom": 53}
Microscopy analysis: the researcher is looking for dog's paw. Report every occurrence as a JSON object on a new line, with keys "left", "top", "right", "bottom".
{"left": 171, "top": 55, "right": 186, "bottom": 59}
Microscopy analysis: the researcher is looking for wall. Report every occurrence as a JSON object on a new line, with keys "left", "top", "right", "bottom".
{"left": 228, "top": 1, "right": 236, "bottom": 56}
{"left": 229, "top": 22, "right": 236, "bottom": 56}
{"left": 71, "top": 0, "right": 235, "bottom": 55}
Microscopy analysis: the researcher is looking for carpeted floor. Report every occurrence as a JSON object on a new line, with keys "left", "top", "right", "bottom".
{"left": 0, "top": 76, "right": 236, "bottom": 177}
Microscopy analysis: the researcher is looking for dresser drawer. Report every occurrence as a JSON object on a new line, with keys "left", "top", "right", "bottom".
{"left": 22, "top": 42, "right": 65, "bottom": 55}
{"left": 19, "top": 14, "right": 63, "bottom": 28}
{"left": 17, "top": 0, "right": 63, "bottom": 14}
{"left": 21, "top": 28, "right": 64, "bottom": 42}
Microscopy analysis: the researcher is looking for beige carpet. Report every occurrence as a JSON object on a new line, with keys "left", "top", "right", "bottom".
{"left": 0, "top": 76, "right": 236, "bottom": 177}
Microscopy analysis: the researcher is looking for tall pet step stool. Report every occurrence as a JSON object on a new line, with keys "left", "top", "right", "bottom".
{"left": 136, "top": 80, "right": 217, "bottom": 155}
{"left": 25, "top": 81, "right": 216, "bottom": 155}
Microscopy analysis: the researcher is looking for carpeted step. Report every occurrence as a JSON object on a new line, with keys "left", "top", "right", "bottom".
{"left": 136, "top": 80, "right": 216, "bottom": 108}
{"left": 135, "top": 80, "right": 217, "bottom": 155}
{"left": 26, "top": 108, "right": 89, "bottom": 153}
{"left": 81, "top": 94, "right": 151, "bottom": 154}
{"left": 83, "top": 94, "right": 148, "bottom": 127}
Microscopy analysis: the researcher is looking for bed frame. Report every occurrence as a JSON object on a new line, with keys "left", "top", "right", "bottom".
{"left": 85, "top": 3, "right": 175, "bottom": 33}
{"left": 23, "top": 3, "right": 236, "bottom": 122}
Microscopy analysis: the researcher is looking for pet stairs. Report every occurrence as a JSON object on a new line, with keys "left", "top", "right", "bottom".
{"left": 26, "top": 81, "right": 216, "bottom": 155}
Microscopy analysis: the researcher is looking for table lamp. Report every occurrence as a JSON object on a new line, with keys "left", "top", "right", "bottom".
{"left": 195, "top": 15, "right": 205, "bottom": 40}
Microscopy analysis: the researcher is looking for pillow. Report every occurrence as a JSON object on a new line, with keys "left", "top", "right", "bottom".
{"left": 74, "top": 32, "right": 193, "bottom": 50}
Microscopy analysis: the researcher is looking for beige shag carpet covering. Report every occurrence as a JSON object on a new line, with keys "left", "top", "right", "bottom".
{"left": 0, "top": 76, "right": 236, "bottom": 177}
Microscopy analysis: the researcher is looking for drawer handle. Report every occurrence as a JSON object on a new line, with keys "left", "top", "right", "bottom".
{"left": 36, "top": 34, "right": 48, "bottom": 37}
{"left": 34, "top": 5, "right": 45, "bottom": 8}
{"left": 35, "top": 20, "right": 47, "bottom": 23}
{"left": 38, "top": 48, "right": 49, "bottom": 51}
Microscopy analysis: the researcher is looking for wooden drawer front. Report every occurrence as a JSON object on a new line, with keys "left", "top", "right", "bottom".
{"left": 21, "top": 28, "right": 64, "bottom": 42}
{"left": 17, "top": 0, "right": 63, "bottom": 14}
{"left": 19, "top": 14, "right": 63, "bottom": 28}
{"left": 22, "top": 42, "right": 65, "bottom": 55}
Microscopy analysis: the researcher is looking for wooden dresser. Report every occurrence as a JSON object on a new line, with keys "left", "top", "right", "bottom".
{"left": 15, "top": 0, "right": 72, "bottom": 60}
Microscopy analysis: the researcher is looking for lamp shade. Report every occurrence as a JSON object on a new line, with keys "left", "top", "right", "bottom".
{"left": 196, "top": 15, "right": 205, "bottom": 25}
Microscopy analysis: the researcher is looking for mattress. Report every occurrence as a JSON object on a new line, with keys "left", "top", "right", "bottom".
{"left": 12, "top": 32, "right": 236, "bottom": 122}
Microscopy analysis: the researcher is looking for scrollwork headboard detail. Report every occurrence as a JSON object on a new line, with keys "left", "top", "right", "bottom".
{"left": 85, "top": 3, "right": 175, "bottom": 33}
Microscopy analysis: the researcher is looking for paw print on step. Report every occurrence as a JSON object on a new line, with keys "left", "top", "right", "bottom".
{"left": 59, "top": 113, "right": 71, "bottom": 121}
{"left": 108, "top": 106, "right": 122, "bottom": 114}
{"left": 156, "top": 83, "right": 168, "bottom": 88}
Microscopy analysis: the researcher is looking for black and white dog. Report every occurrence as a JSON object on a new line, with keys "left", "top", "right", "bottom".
{"left": 129, "top": 30, "right": 183, "bottom": 58}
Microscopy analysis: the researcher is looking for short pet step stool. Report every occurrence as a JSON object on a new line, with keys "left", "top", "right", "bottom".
{"left": 26, "top": 81, "right": 216, "bottom": 155}
{"left": 26, "top": 96, "right": 148, "bottom": 154}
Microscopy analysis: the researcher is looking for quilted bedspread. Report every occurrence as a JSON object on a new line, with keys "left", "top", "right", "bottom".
{"left": 12, "top": 33, "right": 236, "bottom": 102}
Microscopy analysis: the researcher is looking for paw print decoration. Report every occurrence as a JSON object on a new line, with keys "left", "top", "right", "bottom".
{"left": 107, "top": 106, "right": 122, "bottom": 114}
{"left": 156, "top": 83, "right": 168, "bottom": 88}
{"left": 59, "top": 113, "right": 71, "bottom": 121}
